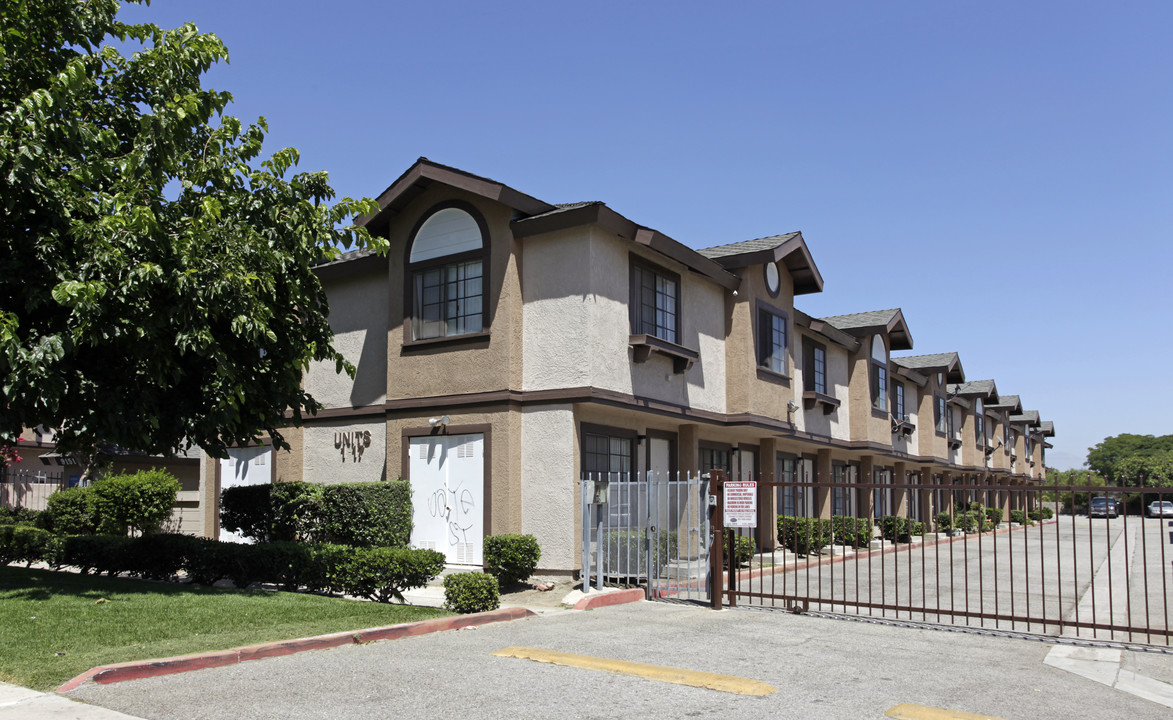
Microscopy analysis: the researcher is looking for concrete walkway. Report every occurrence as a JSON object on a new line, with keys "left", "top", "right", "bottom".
{"left": 0, "top": 681, "right": 146, "bottom": 719}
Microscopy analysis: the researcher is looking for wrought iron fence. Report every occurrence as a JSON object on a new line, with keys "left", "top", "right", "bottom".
{"left": 0, "top": 467, "right": 67, "bottom": 511}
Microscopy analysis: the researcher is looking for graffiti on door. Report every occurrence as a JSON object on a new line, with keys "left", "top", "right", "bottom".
{"left": 427, "top": 478, "right": 476, "bottom": 548}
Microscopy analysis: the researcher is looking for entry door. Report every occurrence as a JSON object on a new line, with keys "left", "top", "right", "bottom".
{"left": 219, "top": 446, "right": 271, "bottom": 543}
{"left": 408, "top": 433, "right": 484, "bottom": 565}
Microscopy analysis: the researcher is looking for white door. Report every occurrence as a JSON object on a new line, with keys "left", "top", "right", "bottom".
{"left": 219, "top": 446, "right": 271, "bottom": 543}
{"left": 409, "top": 433, "right": 484, "bottom": 565}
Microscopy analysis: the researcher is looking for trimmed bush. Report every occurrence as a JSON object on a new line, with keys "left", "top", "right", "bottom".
{"left": 39, "top": 487, "right": 97, "bottom": 535}
{"left": 777, "top": 516, "right": 833, "bottom": 555}
{"left": 334, "top": 546, "right": 445, "bottom": 603}
{"left": 935, "top": 512, "right": 953, "bottom": 533}
{"left": 318, "top": 481, "right": 412, "bottom": 548}
{"left": 181, "top": 537, "right": 238, "bottom": 586}
{"left": 602, "top": 530, "right": 677, "bottom": 576}
{"left": 123, "top": 533, "right": 192, "bottom": 581}
{"left": 733, "top": 534, "right": 756, "bottom": 567}
{"left": 50, "top": 534, "right": 135, "bottom": 575}
{"left": 831, "top": 516, "right": 873, "bottom": 548}
{"left": 484, "top": 534, "right": 541, "bottom": 587}
{"left": 220, "top": 484, "right": 274, "bottom": 543}
{"left": 878, "top": 516, "right": 923, "bottom": 543}
{"left": 1009, "top": 510, "right": 1026, "bottom": 525}
{"left": 89, "top": 468, "right": 180, "bottom": 536}
{"left": 0, "top": 525, "right": 52, "bottom": 566}
{"left": 270, "top": 481, "right": 324, "bottom": 542}
{"left": 985, "top": 508, "right": 1004, "bottom": 525}
{"left": 1040, "top": 507, "right": 1055, "bottom": 519}
{"left": 0, "top": 507, "right": 40, "bottom": 525}
{"left": 443, "top": 572, "right": 500, "bottom": 614}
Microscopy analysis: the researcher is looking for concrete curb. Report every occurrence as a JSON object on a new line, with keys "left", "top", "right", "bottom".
{"left": 57, "top": 606, "right": 536, "bottom": 693}
{"left": 572, "top": 588, "right": 644, "bottom": 610}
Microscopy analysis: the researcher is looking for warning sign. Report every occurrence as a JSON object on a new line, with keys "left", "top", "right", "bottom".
{"left": 724, "top": 481, "right": 757, "bottom": 528}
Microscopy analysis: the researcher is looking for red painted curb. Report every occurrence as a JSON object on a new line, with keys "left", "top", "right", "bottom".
{"left": 58, "top": 606, "right": 536, "bottom": 693}
{"left": 573, "top": 588, "right": 644, "bottom": 610}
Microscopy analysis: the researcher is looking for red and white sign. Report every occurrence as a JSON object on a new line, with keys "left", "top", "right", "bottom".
{"left": 724, "top": 481, "right": 757, "bottom": 528}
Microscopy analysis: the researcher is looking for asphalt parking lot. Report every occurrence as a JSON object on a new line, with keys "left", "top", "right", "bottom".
{"left": 70, "top": 600, "right": 1173, "bottom": 720}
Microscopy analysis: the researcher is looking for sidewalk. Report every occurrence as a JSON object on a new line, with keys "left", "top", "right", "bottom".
{"left": 0, "top": 681, "right": 146, "bottom": 720}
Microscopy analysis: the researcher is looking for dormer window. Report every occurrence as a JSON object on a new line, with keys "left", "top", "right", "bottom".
{"left": 870, "top": 335, "right": 888, "bottom": 412}
{"left": 407, "top": 204, "right": 488, "bottom": 341}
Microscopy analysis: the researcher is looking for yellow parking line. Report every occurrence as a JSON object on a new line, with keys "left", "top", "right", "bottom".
{"left": 492, "top": 646, "right": 776, "bottom": 696}
{"left": 886, "top": 703, "right": 1007, "bottom": 720}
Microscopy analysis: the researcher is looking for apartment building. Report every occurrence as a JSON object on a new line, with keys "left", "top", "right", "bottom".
{"left": 195, "top": 158, "right": 1054, "bottom": 574}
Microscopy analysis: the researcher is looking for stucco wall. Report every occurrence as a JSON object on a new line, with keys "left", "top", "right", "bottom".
{"left": 303, "top": 420, "right": 387, "bottom": 485}
{"left": 304, "top": 269, "right": 388, "bottom": 409}
{"left": 794, "top": 338, "right": 850, "bottom": 441}
{"left": 521, "top": 228, "right": 727, "bottom": 414}
{"left": 725, "top": 262, "right": 797, "bottom": 422}
{"left": 520, "top": 405, "right": 577, "bottom": 571}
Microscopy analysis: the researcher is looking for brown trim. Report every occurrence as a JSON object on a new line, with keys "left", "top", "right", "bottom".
{"left": 579, "top": 422, "right": 638, "bottom": 475}
{"left": 763, "top": 262, "right": 780, "bottom": 298}
{"left": 704, "top": 233, "right": 824, "bottom": 295}
{"left": 802, "top": 390, "right": 839, "bottom": 415}
{"left": 399, "top": 331, "right": 491, "bottom": 353}
{"left": 754, "top": 300, "right": 790, "bottom": 380}
{"left": 304, "top": 405, "right": 386, "bottom": 421}
{"left": 629, "top": 334, "right": 698, "bottom": 374}
{"left": 313, "top": 251, "right": 388, "bottom": 283}
{"left": 400, "top": 424, "right": 493, "bottom": 554}
{"left": 402, "top": 200, "right": 491, "bottom": 347}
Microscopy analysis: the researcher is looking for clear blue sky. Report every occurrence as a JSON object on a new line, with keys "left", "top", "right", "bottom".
{"left": 120, "top": 0, "right": 1173, "bottom": 470}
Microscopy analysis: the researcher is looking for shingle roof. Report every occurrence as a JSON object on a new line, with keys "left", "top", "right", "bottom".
{"left": 989, "top": 394, "right": 1021, "bottom": 410}
{"left": 521, "top": 201, "right": 603, "bottom": 221}
{"left": 946, "top": 379, "right": 997, "bottom": 397}
{"left": 892, "top": 353, "right": 958, "bottom": 370}
{"left": 1039, "top": 420, "right": 1055, "bottom": 436}
{"left": 821, "top": 309, "right": 902, "bottom": 331}
{"left": 1011, "top": 410, "right": 1040, "bottom": 426}
{"left": 697, "top": 232, "right": 802, "bottom": 259}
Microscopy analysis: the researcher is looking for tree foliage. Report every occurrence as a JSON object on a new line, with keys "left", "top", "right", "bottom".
{"left": 1085, "top": 434, "right": 1173, "bottom": 487}
{"left": 0, "top": 0, "right": 384, "bottom": 463}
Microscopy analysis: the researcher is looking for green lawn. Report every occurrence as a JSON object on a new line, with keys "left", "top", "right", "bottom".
{"left": 0, "top": 566, "right": 450, "bottom": 691}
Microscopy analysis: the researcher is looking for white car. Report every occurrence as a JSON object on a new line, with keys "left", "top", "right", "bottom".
{"left": 1147, "top": 500, "right": 1173, "bottom": 518}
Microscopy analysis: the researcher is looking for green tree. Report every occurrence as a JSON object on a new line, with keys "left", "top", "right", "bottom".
{"left": 1085, "top": 434, "right": 1173, "bottom": 483}
{"left": 0, "top": 0, "right": 384, "bottom": 477}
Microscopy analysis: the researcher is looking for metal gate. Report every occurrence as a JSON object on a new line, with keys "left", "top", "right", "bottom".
{"left": 581, "top": 471, "right": 712, "bottom": 602}
{"left": 710, "top": 474, "right": 1172, "bottom": 648}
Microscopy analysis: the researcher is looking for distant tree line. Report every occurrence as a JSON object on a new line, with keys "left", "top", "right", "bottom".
{"left": 1085, "top": 434, "right": 1173, "bottom": 487}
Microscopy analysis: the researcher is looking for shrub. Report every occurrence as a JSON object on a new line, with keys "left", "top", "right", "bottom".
{"left": 1009, "top": 510, "right": 1027, "bottom": 525}
{"left": 40, "top": 487, "right": 97, "bottom": 535}
{"left": 89, "top": 468, "right": 180, "bottom": 536}
{"left": 50, "top": 534, "right": 135, "bottom": 575}
{"left": 985, "top": 508, "right": 1004, "bottom": 525}
{"left": 220, "top": 484, "right": 274, "bottom": 543}
{"left": 0, "top": 507, "right": 40, "bottom": 525}
{"left": 182, "top": 537, "right": 237, "bottom": 586}
{"left": 1040, "top": 507, "right": 1055, "bottom": 519}
{"left": 123, "top": 534, "right": 192, "bottom": 581}
{"left": 831, "top": 516, "right": 873, "bottom": 548}
{"left": 317, "top": 481, "right": 412, "bottom": 548}
{"left": 733, "top": 534, "right": 756, "bottom": 567}
{"left": 878, "top": 516, "right": 922, "bottom": 543}
{"left": 0, "top": 525, "right": 52, "bottom": 566}
{"left": 777, "top": 517, "right": 833, "bottom": 555}
{"left": 443, "top": 572, "right": 500, "bottom": 614}
{"left": 935, "top": 512, "right": 953, "bottom": 533}
{"left": 334, "top": 546, "right": 445, "bottom": 603}
{"left": 270, "top": 481, "right": 324, "bottom": 542}
{"left": 484, "top": 534, "right": 541, "bottom": 587}
{"left": 601, "top": 530, "right": 677, "bottom": 576}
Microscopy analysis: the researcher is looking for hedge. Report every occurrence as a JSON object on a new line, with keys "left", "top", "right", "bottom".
{"left": 777, "top": 516, "right": 833, "bottom": 555}
{"left": 0, "top": 525, "right": 53, "bottom": 566}
{"left": 220, "top": 479, "right": 412, "bottom": 548}
{"left": 334, "top": 546, "right": 445, "bottom": 603}
{"left": 88, "top": 469, "right": 181, "bottom": 535}
{"left": 831, "top": 516, "right": 873, "bottom": 548}
{"left": 733, "top": 534, "right": 756, "bottom": 567}
{"left": 985, "top": 507, "right": 1004, "bottom": 525}
{"left": 878, "top": 516, "right": 926, "bottom": 543}
{"left": 444, "top": 572, "right": 500, "bottom": 614}
{"left": 0, "top": 507, "right": 40, "bottom": 525}
{"left": 39, "top": 487, "right": 97, "bottom": 535}
{"left": 484, "top": 534, "right": 541, "bottom": 587}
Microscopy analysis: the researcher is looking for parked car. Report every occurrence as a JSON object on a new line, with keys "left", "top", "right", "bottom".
{"left": 1146, "top": 500, "right": 1173, "bottom": 518}
{"left": 1089, "top": 496, "right": 1118, "bottom": 519}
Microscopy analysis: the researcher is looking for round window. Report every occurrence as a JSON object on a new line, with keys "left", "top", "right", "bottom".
{"left": 764, "top": 262, "right": 780, "bottom": 296}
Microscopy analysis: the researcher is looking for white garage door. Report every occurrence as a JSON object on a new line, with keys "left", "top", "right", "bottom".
{"left": 408, "top": 433, "right": 484, "bottom": 565}
{"left": 219, "top": 446, "right": 271, "bottom": 543}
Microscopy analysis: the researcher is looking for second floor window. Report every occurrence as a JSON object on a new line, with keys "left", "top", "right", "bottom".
{"left": 757, "top": 308, "right": 788, "bottom": 375}
{"left": 408, "top": 204, "right": 488, "bottom": 341}
{"left": 630, "top": 260, "right": 680, "bottom": 343}
{"left": 893, "top": 382, "right": 905, "bottom": 420}
{"left": 934, "top": 394, "right": 947, "bottom": 434}
{"left": 803, "top": 340, "right": 828, "bottom": 395}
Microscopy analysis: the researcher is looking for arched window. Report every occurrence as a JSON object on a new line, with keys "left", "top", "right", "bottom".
{"left": 870, "top": 335, "right": 888, "bottom": 412}
{"left": 407, "top": 204, "right": 488, "bottom": 341}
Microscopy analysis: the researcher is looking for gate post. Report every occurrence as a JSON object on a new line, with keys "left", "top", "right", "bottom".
{"left": 709, "top": 470, "right": 725, "bottom": 610}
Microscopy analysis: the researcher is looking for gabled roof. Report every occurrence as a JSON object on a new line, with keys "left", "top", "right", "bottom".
{"left": 1011, "top": 410, "right": 1041, "bottom": 427}
{"left": 1039, "top": 420, "right": 1055, "bottom": 437}
{"left": 357, "top": 158, "right": 743, "bottom": 291}
{"left": 891, "top": 352, "right": 964, "bottom": 383}
{"left": 697, "top": 233, "right": 824, "bottom": 296}
{"left": 794, "top": 309, "right": 860, "bottom": 351}
{"left": 989, "top": 394, "right": 1022, "bottom": 412}
{"left": 946, "top": 379, "right": 998, "bottom": 400}
{"left": 820, "top": 308, "right": 913, "bottom": 351}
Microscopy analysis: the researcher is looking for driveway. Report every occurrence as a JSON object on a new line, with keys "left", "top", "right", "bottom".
{"left": 70, "top": 601, "right": 1172, "bottom": 720}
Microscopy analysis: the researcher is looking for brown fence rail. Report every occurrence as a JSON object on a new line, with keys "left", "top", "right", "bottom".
{"left": 713, "top": 478, "right": 1172, "bottom": 648}
{"left": 1, "top": 467, "right": 67, "bottom": 512}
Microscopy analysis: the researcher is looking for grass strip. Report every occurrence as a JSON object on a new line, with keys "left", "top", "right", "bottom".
{"left": 0, "top": 566, "right": 450, "bottom": 690}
